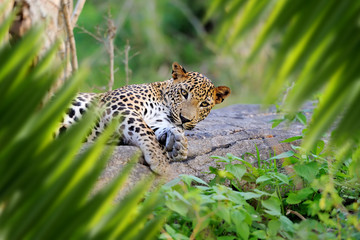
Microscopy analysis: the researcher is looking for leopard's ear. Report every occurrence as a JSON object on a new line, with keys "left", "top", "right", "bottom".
{"left": 214, "top": 86, "right": 231, "bottom": 104}
{"left": 172, "top": 62, "right": 187, "bottom": 80}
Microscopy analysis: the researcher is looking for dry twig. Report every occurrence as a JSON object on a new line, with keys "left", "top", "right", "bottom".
{"left": 124, "top": 40, "right": 131, "bottom": 86}
{"left": 76, "top": 12, "right": 139, "bottom": 89}
{"left": 106, "top": 14, "right": 116, "bottom": 91}
{"left": 75, "top": 25, "right": 102, "bottom": 42}
{"left": 286, "top": 209, "right": 306, "bottom": 220}
{"left": 61, "top": 0, "right": 78, "bottom": 72}
{"left": 71, "top": 0, "right": 86, "bottom": 26}
{"left": 76, "top": 13, "right": 117, "bottom": 90}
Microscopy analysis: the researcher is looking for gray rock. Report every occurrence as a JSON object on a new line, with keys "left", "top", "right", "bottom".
{"left": 93, "top": 104, "right": 311, "bottom": 200}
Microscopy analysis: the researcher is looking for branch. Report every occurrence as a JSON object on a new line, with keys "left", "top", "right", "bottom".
{"left": 71, "top": 0, "right": 86, "bottom": 26}
{"left": 61, "top": 0, "right": 78, "bottom": 72}
{"left": 75, "top": 14, "right": 117, "bottom": 90}
{"left": 286, "top": 209, "right": 306, "bottom": 220}
{"left": 106, "top": 15, "right": 116, "bottom": 91}
{"left": 75, "top": 25, "right": 103, "bottom": 42}
{"left": 124, "top": 40, "right": 130, "bottom": 86}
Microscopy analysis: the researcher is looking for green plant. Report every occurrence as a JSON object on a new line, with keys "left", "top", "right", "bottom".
{"left": 155, "top": 138, "right": 359, "bottom": 239}
{"left": 0, "top": 10, "right": 165, "bottom": 239}
{"left": 205, "top": 0, "right": 360, "bottom": 154}
{"left": 270, "top": 104, "right": 309, "bottom": 128}
{"left": 202, "top": 5, "right": 360, "bottom": 237}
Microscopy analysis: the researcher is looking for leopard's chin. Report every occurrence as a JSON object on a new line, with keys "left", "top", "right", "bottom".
{"left": 183, "top": 124, "right": 195, "bottom": 130}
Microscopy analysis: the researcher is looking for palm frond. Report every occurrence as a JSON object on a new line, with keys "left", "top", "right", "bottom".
{"left": 0, "top": 11, "right": 164, "bottom": 240}
{"left": 206, "top": 0, "right": 360, "bottom": 151}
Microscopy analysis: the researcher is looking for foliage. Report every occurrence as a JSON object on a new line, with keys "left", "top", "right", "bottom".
{"left": 0, "top": 11, "right": 165, "bottom": 239}
{"left": 270, "top": 104, "right": 310, "bottom": 129}
{"left": 155, "top": 138, "right": 360, "bottom": 239}
{"left": 206, "top": 0, "right": 360, "bottom": 153}
{"left": 74, "top": 0, "right": 258, "bottom": 104}
{"left": 74, "top": 0, "right": 211, "bottom": 89}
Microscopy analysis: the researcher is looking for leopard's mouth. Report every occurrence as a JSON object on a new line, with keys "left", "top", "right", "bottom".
{"left": 179, "top": 113, "right": 196, "bottom": 130}
{"left": 169, "top": 110, "right": 196, "bottom": 130}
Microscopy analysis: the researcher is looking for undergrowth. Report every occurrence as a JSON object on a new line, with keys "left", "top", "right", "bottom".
{"left": 154, "top": 136, "right": 360, "bottom": 240}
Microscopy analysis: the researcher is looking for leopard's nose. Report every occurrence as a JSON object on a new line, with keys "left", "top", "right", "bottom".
{"left": 180, "top": 114, "right": 191, "bottom": 124}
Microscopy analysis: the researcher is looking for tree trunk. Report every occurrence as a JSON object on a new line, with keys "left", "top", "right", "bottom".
{"left": 6, "top": 0, "right": 84, "bottom": 98}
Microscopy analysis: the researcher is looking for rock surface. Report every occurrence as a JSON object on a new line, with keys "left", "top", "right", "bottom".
{"left": 94, "top": 104, "right": 311, "bottom": 200}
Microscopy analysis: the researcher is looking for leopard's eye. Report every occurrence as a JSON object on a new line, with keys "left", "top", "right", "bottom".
{"left": 180, "top": 89, "right": 188, "bottom": 99}
{"left": 200, "top": 101, "right": 209, "bottom": 107}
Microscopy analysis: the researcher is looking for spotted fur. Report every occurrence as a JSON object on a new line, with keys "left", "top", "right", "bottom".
{"left": 58, "top": 63, "right": 230, "bottom": 175}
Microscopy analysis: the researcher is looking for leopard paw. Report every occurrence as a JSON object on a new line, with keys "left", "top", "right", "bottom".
{"left": 158, "top": 128, "right": 188, "bottom": 161}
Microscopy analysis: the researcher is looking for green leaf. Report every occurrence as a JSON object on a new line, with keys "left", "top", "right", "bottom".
{"left": 256, "top": 174, "right": 272, "bottom": 184}
{"left": 218, "top": 237, "right": 236, "bottom": 240}
{"left": 252, "top": 230, "right": 267, "bottom": 239}
{"left": 271, "top": 118, "right": 285, "bottom": 128}
{"left": 280, "top": 136, "right": 303, "bottom": 143}
{"left": 203, "top": 0, "right": 224, "bottom": 22}
{"left": 225, "top": 164, "right": 246, "bottom": 181}
{"left": 271, "top": 172, "right": 290, "bottom": 185}
{"left": 211, "top": 155, "right": 231, "bottom": 163}
{"left": 215, "top": 203, "right": 232, "bottom": 224}
{"left": 267, "top": 219, "right": 280, "bottom": 236}
{"left": 163, "top": 177, "right": 182, "bottom": 188}
{"left": 253, "top": 189, "right": 272, "bottom": 196}
{"left": 227, "top": 0, "right": 268, "bottom": 47}
{"left": 238, "top": 191, "right": 263, "bottom": 200}
{"left": 296, "top": 112, "right": 307, "bottom": 125}
{"left": 286, "top": 187, "right": 314, "bottom": 204}
{"left": 294, "top": 162, "right": 320, "bottom": 182}
{"left": 236, "top": 221, "right": 249, "bottom": 240}
{"left": 165, "top": 199, "right": 189, "bottom": 218}
{"left": 350, "top": 145, "right": 360, "bottom": 179}
{"left": 132, "top": 215, "right": 168, "bottom": 240}
{"left": 267, "top": 151, "right": 294, "bottom": 161}
{"left": 262, "top": 197, "right": 281, "bottom": 216}
{"left": 280, "top": 215, "right": 295, "bottom": 233}
{"left": 180, "top": 174, "right": 209, "bottom": 186}
{"left": 227, "top": 191, "right": 246, "bottom": 205}
{"left": 313, "top": 139, "right": 325, "bottom": 155}
{"left": 193, "top": 217, "right": 211, "bottom": 237}
{"left": 231, "top": 210, "right": 245, "bottom": 224}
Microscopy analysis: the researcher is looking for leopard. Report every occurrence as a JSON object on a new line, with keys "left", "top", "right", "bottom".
{"left": 59, "top": 62, "right": 230, "bottom": 175}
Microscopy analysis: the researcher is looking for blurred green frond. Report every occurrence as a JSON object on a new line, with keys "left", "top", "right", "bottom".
{"left": 0, "top": 12, "right": 164, "bottom": 240}
{"left": 0, "top": 0, "right": 15, "bottom": 47}
{"left": 207, "top": 0, "right": 360, "bottom": 151}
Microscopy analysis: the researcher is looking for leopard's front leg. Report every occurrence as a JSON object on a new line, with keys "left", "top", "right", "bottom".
{"left": 119, "top": 115, "right": 172, "bottom": 175}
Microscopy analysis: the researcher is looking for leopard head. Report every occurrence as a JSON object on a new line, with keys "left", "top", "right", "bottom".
{"left": 167, "top": 62, "right": 230, "bottom": 130}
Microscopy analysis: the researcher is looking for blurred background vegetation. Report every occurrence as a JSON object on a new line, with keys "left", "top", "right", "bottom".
{"left": 74, "top": 0, "right": 267, "bottom": 105}
{"left": 75, "top": 0, "right": 360, "bottom": 154}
